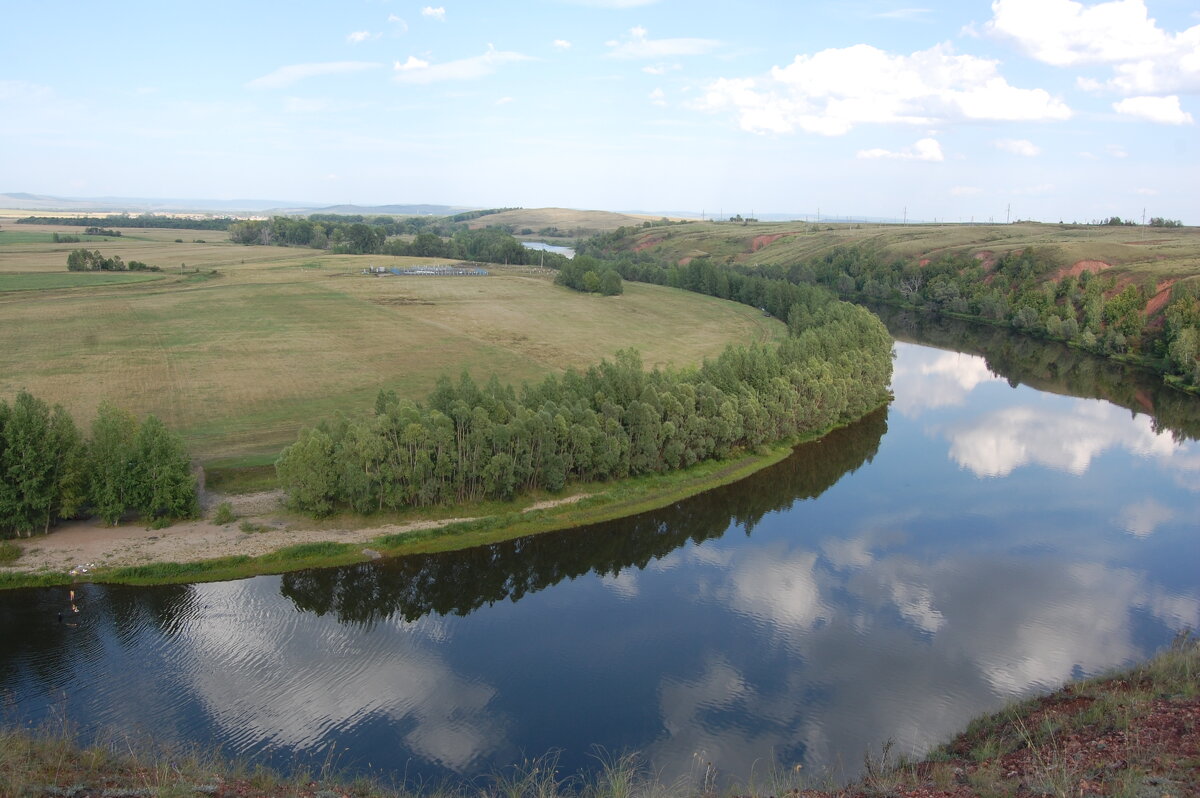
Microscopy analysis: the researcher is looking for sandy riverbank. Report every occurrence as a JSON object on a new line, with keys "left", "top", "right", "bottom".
{"left": 3, "top": 490, "right": 587, "bottom": 577}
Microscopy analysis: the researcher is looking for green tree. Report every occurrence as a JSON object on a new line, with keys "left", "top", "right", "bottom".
{"left": 0, "top": 393, "right": 88, "bottom": 537}
{"left": 88, "top": 401, "right": 139, "bottom": 525}
{"left": 276, "top": 427, "right": 338, "bottom": 517}
{"left": 131, "top": 415, "right": 198, "bottom": 522}
{"left": 599, "top": 269, "right": 624, "bottom": 296}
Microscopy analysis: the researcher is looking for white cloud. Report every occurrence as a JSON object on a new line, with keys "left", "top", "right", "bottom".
{"left": 892, "top": 348, "right": 1000, "bottom": 416}
{"left": 986, "top": 0, "right": 1200, "bottom": 95}
{"left": 495, "top": 96, "right": 514, "bottom": 106}
{"left": 563, "top": 0, "right": 660, "bottom": 6}
{"left": 693, "top": 43, "right": 1070, "bottom": 136}
{"left": 606, "top": 26, "right": 720, "bottom": 59}
{"left": 874, "top": 8, "right": 932, "bottom": 19}
{"left": 387, "top": 14, "right": 408, "bottom": 32}
{"left": 1105, "top": 143, "right": 1129, "bottom": 157}
{"left": 950, "top": 186, "right": 984, "bottom": 196}
{"left": 1119, "top": 498, "right": 1175, "bottom": 537}
{"left": 987, "top": 0, "right": 1176, "bottom": 65}
{"left": 346, "top": 31, "right": 380, "bottom": 44}
{"left": 421, "top": 6, "right": 446, "bottom": 21}
{"left": 246, "top": 61, "right": 382, "bottom": 90}
{"left": 394, "top": 55, "right": 430, "bottom": 72}
{"left": 858, "top": 137, "right": 945, "bottom": 161}
{"left": 994, "top": 138, "right": 1041, "bottom": 156}
{"left": 1135, "top": 187, "right": 1159, "bottom": 195}
{"left": 944, "top": 400, "right": 1186, "bottom": 478}
{"left": 552, "top": 39, "right": 572, "bottom": 50}
{"left": 393, "top": 46, "right": 533, "bottom": 84}
{"left": 642, "top": 63, "right": 680, "bottom": 75}
{"left": 1113, "top": 95, "right": 1194, "bottom": 124}
{"left": 0, "top": 80, "right": 54, "bottom": 102}
{"left": 649, "top": 88, "right": 666, "bottom": 106}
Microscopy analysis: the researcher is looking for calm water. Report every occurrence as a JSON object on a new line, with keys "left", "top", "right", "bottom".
{"left": 2, "top": 331, "right": 1198, "bottom": 789}
{"left": 520, "top": 241, "right": 575, "bottom": 258}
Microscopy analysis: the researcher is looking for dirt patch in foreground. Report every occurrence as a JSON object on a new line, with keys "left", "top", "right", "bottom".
{"left": 3, "top": 491, "right": 590, "bottom": 576}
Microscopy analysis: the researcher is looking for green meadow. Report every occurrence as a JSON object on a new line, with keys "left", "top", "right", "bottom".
{"left": 0, "top": 216, "right": 784, "bottom": 462}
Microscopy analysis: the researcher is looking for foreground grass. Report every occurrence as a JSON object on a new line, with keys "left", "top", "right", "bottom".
{"left": 4, "top": 636, "right": 1195, "bottom": 798}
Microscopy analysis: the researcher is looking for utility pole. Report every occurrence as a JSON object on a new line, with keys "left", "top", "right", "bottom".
{"left": 903, "top": 206, "right": 907, "bottom": 225}
{"left": 1142, "top": 207, "right": 1146, "bottom": 225}
{"left": 1006, "top": 204, "right": 1011, "bottom": 224}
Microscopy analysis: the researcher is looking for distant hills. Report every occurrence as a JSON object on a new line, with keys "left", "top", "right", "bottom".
{"left": 0, "top": 192, "right": 474, "bottom": 217}
{"left": 0, "top": 192, "right": 900, "bottom": 224}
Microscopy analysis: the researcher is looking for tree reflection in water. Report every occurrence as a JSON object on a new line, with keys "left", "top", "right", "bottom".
{"left": 280, "top": 409, "right": 888, "bottom": 626}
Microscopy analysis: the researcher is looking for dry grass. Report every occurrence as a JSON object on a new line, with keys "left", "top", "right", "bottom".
{"left": 468, "top": 208, "right": 652, "bottom": 238}
{"left": 0, "top": 227, "right": 783, "bottom": 461}
{"left": 629, "top": 220, "right": 1200, "bottom": 286}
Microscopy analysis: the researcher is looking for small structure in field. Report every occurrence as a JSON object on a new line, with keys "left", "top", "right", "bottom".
{"left": 392, "top": 265, "right": 489, "bottom": 276}
{"left": 363, "top": 264, "right": 489, "bottom": 277}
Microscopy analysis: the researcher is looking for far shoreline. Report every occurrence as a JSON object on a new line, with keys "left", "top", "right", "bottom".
{"left": 0, "top": 407, "right": 889, "bottom": 591}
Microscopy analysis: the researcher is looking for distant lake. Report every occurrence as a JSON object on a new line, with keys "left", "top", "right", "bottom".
{"left": 2, "top": 322, "right": 1197, "bottom": 790}
{"left": 520, "top": 241, "right": 575, "bottom": 258}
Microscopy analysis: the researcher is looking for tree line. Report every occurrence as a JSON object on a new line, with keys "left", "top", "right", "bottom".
{"left": 66, "top": 248, "right": 160, "bottom": 272}
{"left": 227, "top": 216, "right": 566, "bottom": 266}
{"left": 0, "top": 393, "right": 197, "bottom": 538}
{"left": 280, "top": 408, "right": 887, "bottom": 626}
{"left": 781, "top": 245, "right": 1200, "bottom": 389}
{"left": 19, "top": 214, "right": 234, "bottom": 231}
{"left": 553, "top": 255, "right": 623, "bottom": 295}
{"left": 577, "top": 228, "right": 1200, "bottom": 391}
{"left": 276, "top": 294, "right": 892, "bottom": 517}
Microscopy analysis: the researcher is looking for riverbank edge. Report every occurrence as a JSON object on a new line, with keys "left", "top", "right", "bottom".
{"left": 0, "top": 404, "right": 887, "bottom": 591}
{"left": 3, "top": 635, "right": 1194, "bottom": 798}
{"left": 858, "top": 296, "right": 1200, "bottom": 397}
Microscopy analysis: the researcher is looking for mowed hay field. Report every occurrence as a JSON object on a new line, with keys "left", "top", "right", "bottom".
{"left": 0, "top": 216, "right": 784, "bottom": 462}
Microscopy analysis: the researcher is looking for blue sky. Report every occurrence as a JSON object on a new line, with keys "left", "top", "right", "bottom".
{"left": 2, "top": 0, "right": 1197, "bottom": 221}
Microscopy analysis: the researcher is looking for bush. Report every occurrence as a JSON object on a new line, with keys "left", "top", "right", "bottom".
{"left": 213, "top": 502, "right": 236, "bottom": 525}
{"left": 0, "top": 540, "right": 20, "bottom": 564}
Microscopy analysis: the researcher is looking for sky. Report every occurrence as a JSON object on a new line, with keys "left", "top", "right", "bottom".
{"left": 1, "top": 0, "right": 1198, "bottom": 222}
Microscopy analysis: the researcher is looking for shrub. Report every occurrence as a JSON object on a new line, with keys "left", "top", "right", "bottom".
{"left": 213, "top": 502, "right": 236, "bottom": 525}
{"left": 0, "top": 540, "right": 21, "bottom": 564}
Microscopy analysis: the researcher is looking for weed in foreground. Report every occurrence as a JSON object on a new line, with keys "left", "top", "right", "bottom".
{"left": 213, "top": 501, "right": 236, "bottom": 525}
{"left": 0, "top": 540, "right": 20, "bottom": 565}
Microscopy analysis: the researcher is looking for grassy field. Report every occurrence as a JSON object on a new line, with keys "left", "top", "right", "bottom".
{"left": 0, "top": 219, "right": 783, "bottom": 462}
{"left": 625, "top": 220, "right": 1200, "bottom": 285}
{"left": 467, "top": 207, "right": 655, "bottom": 239}
{"left": 0, "top": 271, "right": 168, "bottom": 291}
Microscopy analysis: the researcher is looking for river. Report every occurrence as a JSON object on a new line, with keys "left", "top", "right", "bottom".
{"left": 2, "top": 323, "right": 1197, "bottom": 789}
{"left": 520, "top": 241, "right": 575, "bottom": 258}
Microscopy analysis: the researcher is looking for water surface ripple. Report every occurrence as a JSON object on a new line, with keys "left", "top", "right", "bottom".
{"left": 2, "top": 335, "right": 1197, "bottom": 788}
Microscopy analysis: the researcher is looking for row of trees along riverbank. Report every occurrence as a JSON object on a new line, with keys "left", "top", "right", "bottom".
{"left": 576, "top": 230, "right": 1200, "bottom": 391}
{"left": 0, "top": 393, "right": 197, "bottom": 538}
{"left": 276, "top": 287, "right": 892, "bottom": 517}
{"left": 228, "top": 215, "right": 568, "bottom": 264}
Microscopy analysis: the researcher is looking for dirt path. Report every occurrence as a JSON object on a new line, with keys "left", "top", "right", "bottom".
{"left": 6, "top": 491, "right": 590, "bottom": 577}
